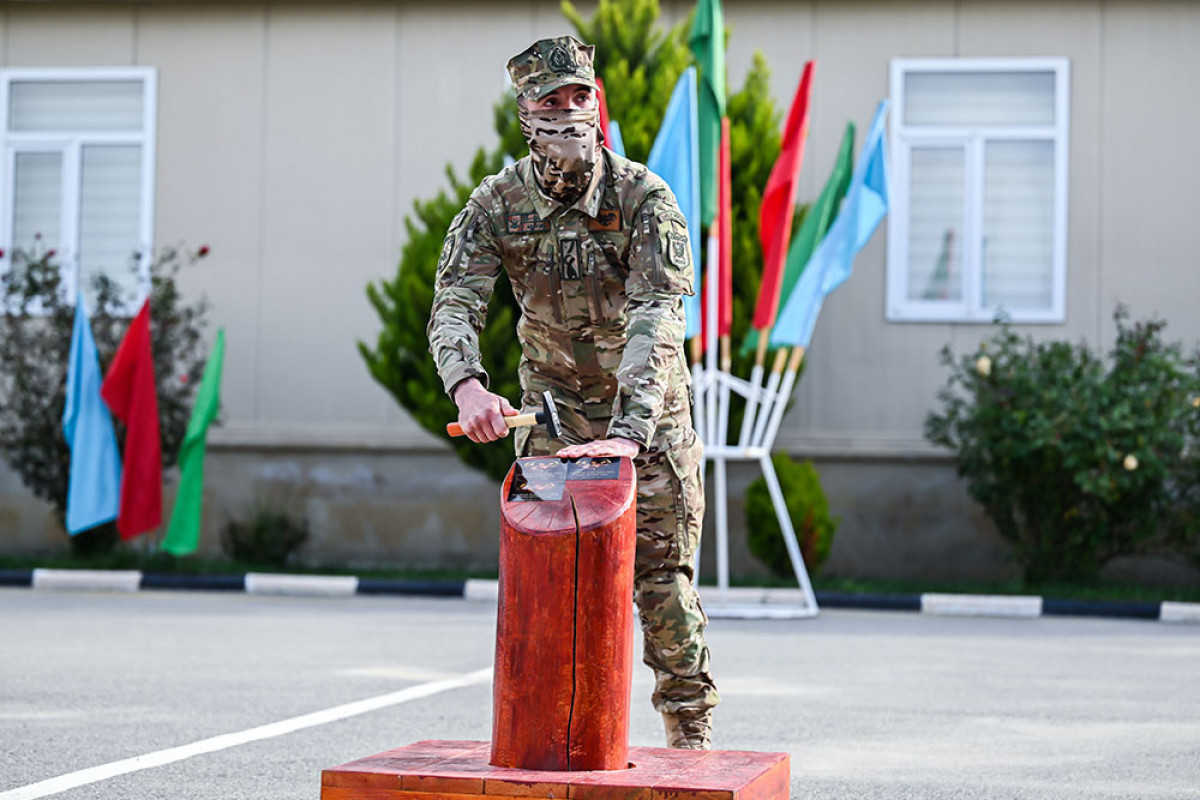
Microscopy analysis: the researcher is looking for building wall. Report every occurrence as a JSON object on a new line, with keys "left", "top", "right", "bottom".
{"left": 2, "top": 1, "right": 1199, "bottom": 584}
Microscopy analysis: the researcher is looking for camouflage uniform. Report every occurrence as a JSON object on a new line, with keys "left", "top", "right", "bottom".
{"left": 427, "top": 36, "right": 719, "bottom": 741}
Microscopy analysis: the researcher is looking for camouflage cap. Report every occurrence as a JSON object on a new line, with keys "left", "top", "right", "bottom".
{"left": 507, "top": 35, "right": 598, "bottom": 101}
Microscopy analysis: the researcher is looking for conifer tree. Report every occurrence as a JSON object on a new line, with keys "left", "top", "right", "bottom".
{"left": 361, "top": 0, "right": 786, "bottom": 481}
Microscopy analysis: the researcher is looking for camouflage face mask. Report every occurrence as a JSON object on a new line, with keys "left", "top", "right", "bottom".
{"left": 518, "top": 104, "right": 599, "bottom": 202}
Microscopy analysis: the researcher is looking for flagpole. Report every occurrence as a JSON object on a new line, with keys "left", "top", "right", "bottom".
{"left": 750, "top": 347, "right": 788, "bottom": 447}
{"left": 759, "top": 346, "right": 805, "bottom": 450}
{"left": 737, "top": 336, "right": 768, "bottom": 449}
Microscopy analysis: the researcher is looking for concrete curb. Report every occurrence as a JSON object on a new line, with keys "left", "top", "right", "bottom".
{"left": 2, "top": 568, "right": 1197, "bottom": 624}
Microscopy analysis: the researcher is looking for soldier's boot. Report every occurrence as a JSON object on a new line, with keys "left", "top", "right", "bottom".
{"left": 662, "top": 708, "right": 714, "bottom": 750}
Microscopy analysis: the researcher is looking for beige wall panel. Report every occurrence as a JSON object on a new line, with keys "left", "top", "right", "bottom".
{"left": 137, "top": 5, "right": 268, "bottom": 425}
{"left": 1099, "top": 4, "right": 1200, "bottom": 346}
{"left": 258, "top": 5, "right": 397, "bottom": 425}
{"left": 781, "top": 1, "right": 956, "bottom": 449}
{"left": 0, "top": 10, "right": 7, "bottom": 65}
{"left": 390, "top": 3, "right": 539, "bottom": 428}
{"left": 959, "top": 1, "right": 1104, "bottom": 349}
{"left": 5, "top": 4, "right": 134, "bottom": 66}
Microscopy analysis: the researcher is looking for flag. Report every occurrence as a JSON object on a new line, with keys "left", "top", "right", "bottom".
{"left": 646, "top": 67, "right": 702, "bottom": 339}
{"left": 751, "top": 60, "right": 815, "bottom": 338}
{"left": 596, "top": 77, "right": 612, "bottom": 143}
{"left": 608, "top": 120, "right": 627, "bottom": 158}
{"left": 718, "top": 116, "right": 733, "bottom": 336}
{"left": 162, "top": 329, "right": 225, "bottom": 556}
{"left": 101, "top": 299, "right": 162, "bottom": 539}
{"left": 770, "top": 100, "right": 890, "bottom": 349}
{"left": 700, "top": 117, "right": 734, "bottom": 347}
{"left": 62, "top": 295, "right": 122, "bottom": 535}
{"left": 689, "top": 0, "right": 726, "bottom": 227}
{"left": 741, "top": 120, "right": 855, "bottom": 356}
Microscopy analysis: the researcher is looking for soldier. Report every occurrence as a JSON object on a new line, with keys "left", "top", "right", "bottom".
{"left": 427, "top": 35, "right": 718, "bottom": 749}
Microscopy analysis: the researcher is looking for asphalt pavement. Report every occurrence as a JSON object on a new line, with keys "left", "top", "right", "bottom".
{"left": 1, "top": 589, "right": 1197, "bottom": 799}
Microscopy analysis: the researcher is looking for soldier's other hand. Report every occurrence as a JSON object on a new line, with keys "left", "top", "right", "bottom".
{"left": 557, "top": 438, "right": 640, "bottom": 460}
{"left": 453, "top": 379, "right": 518, "bottom": 443}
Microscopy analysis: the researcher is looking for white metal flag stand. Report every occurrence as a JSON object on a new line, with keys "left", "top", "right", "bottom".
{"left": 693, "top": 232, "right": 819, "bottom": 619}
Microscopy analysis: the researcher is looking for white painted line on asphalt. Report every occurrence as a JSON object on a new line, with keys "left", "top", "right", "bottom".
{"left": 244, "top": 572, "right": 358, "bottom": 596}
{"left": 921, "top": 593, "right": 1043, "bottom": 618}
{"left": 0, "top": 667, "right": 493, "bottom": 800}
{"left": 31, "top": 569, "right": 141, "bottom": 593}
{"left": 464, "top": 578, "right": 499, "bottom": 602}
{"left": 1160, "top": 601, "right": 1200, "bottom": 624}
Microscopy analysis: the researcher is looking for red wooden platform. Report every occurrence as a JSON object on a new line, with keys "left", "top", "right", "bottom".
{"left": 321, "top": 740, "right": 790, "bottom": 800}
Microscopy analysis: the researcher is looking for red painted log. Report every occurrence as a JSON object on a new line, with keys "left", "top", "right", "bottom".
{"left": 491, "top": 456, "right": 637, "bottom": 772}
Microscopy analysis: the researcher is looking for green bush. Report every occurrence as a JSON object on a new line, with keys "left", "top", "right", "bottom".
{"left": 0, "top": 245, "right": 213, "bottom": 555}
{"left": 745, "top": 452, "right": 839, "bottom": 577}
{"left": 925, "top": 308, "right": 1200, "bottom": 583}
{"left": 220, "top": 504, "right": 310, "bottom": 567}
{"left": 359, "top": 0, "right": 787, "bottom": 481}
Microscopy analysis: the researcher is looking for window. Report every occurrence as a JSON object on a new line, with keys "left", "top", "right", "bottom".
{"left": 886, "top": 58, "right": 1069, "bottom": 323}
{"left": 1, "top": 68, "right": 157, "bottom": 308}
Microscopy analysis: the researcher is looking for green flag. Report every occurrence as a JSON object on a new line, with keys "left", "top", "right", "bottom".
{"left": 742, "top": 121, "right": 857, "bottom": 356}
{"left": 689, "top": 0, "right": 726, "bottom": 227}
{"left": 162, "top": 329, "right": 225, "bottom": 556}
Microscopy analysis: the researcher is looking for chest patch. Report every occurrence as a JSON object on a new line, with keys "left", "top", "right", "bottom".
{"left": 588, "top": 209, "right": 622, "bottom": 232}
{"left": 505, "top": 213, "right": 551, "bottom": 235}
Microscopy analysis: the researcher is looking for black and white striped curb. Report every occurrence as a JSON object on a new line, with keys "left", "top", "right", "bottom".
{"left": 2, "top": 568, "right": 1198, "bottom": 624}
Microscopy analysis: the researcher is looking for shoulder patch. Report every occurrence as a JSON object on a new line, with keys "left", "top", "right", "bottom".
{"left": 667, "top": 232, "right": 690, "bottom": 268}
{"left": 588, "top": 208, "right": 622, "bottom": 232}
{"left": 505, "top": 213, "right": 550, "bottom": 235}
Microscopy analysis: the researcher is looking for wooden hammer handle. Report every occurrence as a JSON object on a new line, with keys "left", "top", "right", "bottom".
{"left": 446, "top": 412, "right": 539, "bottom": 438}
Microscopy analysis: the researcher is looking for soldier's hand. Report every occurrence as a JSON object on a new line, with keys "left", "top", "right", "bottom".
{"left": 453, "top": 379, "right": 518, "bottom": 443}
{"left": 557, "top": 438, "right": 641, "bottom": 460}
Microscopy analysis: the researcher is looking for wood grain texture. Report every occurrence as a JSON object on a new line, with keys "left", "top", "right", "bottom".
{"left": 321, "top": 743, "right": 789, "bottom": 800}
{"left": 492, "top": 457, "right": 637, "bottom": 772}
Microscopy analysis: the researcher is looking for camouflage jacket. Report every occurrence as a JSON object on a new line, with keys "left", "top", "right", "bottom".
{"left": 427, "top": 149, "right": 695, "bottom": 448}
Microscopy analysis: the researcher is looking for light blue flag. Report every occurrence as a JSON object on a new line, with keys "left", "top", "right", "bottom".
{"left": 62, "top": 294, "right": 122, "bottom": 535}
{"left": 645, "top": 67, "right": 702, "bottom": 339}
{"left": 607, "top": 119, "right": 627, "bottom": 158}
{"left": 770, "top": 100, "right": 891, "bottom": 349}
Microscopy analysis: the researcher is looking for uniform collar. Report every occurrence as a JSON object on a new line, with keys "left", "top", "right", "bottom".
{"left": 520, "top": 152, "right": 608, "bottom": 221}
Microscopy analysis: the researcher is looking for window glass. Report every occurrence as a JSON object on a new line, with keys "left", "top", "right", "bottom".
{"left": 9, "top": 80, "right": 144, "bottom": 132}
{"left": 904, "top": 71, "right": 1055, "bottom": 127}
{"left": 907, "top": 147, "right": 964, "bottom": 302}
{"left": 983, "top": 140, "right": 1055, "bottom": 311}
{"left": 12, "top": 151, "right": 62, "bottom": 254}
{"left": 79, "top": 145, "right": 143, "bottom": 300}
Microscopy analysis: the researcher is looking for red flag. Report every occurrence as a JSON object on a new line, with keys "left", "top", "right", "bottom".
{"left": 596, "top": 77, "right": 612, "bottom": 143}
{"left": 101, "top": 299, "right": 162, "bottom": 539}
{"left": 752, "top": 60, "right": 815, "bottom": 334}
{"left": 699, "top": 117, "right": 736, "bottom": 350}
{"left": 718, "top": 117, "right": 733, "bottom": 336}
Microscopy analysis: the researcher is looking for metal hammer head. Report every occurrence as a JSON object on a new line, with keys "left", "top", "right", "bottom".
{"left": 538, "top": 390, "right": 563, "bottom": 439}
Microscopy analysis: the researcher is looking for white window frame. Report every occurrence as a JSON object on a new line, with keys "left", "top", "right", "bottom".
{"left": 0, "top": 66, "right": 157, "bottom": 305}
{"left": 886, "top": 57, "right": 1069, "bottom": 324}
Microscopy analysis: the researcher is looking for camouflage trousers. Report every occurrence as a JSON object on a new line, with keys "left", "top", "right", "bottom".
{"left": 515, "top": 394, "right": 720, "bottom": 717}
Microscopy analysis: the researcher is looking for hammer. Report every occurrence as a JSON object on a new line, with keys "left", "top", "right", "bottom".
{"left": 447, "top": 389, "right": 563, "bottom": 439}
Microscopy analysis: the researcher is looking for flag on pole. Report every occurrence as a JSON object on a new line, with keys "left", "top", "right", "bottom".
{"left": 62, "top": 295, "right": 122, "bottom": 535}
{"left": 742, "top": 120, "right": 856, "bottom": 356}
{"left": 162, "top": 329, "right": 225, "bottom": 556}
{"left": 596, "top": 77, "right": 612, "bottom": 143}
{"left": 646, "top": 67, "right": 702, "bottom": 339}
{"left": 770, "top": 100, "right": 891, "bottom": 350}
{"left": 688, "top": 0, "right": 726, "bottom": 227}
{"left": 608, "top": 119, "right": 627, "bottom": 158}
{"left": 751, "top": 60, "right": 816, "bottom": 337}
{"left": 700, "top": 116, "right": 735, "bottom": 348}
{"left": 101, "top": 299, "right": 162, "bottom": 539}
